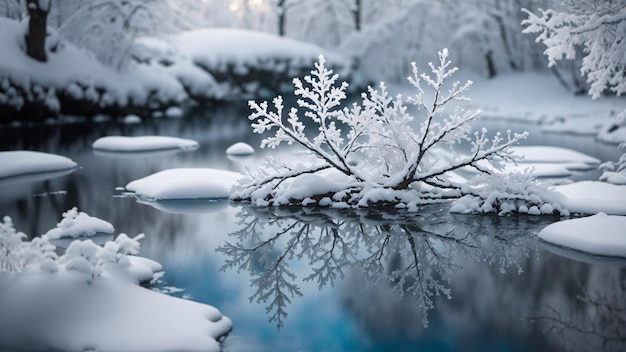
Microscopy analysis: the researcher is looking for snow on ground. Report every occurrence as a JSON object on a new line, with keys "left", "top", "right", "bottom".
{"left": 492, "top": 145, "right": 601, "bottom": 177}
{"left": 139, "top": 28, "right": 353, "bottom": 100}
{"left": 173, "top": 28, "right": 350, "bottom": 74}
{"left": 538, "top": 212, "right": 626, "bottom": 258}
{"left": 0, "top": 215, "right": 231, "bottom": 352}
{"left": 108, "top": 255, "right": 164, "bottom": 285}
{"left": 92, "top": 136, "right": 199, "bottom": 152}
{"left": 0, "top": 150, "right": 77, "bottom": 179}
{"left": 126, "top": 168, "right": 243, "bottom": 200}
{"left": 226, "top": 142, "right": 255, "bottom": 155}
{"left": 43, "top": 207, "right": 114, "bottom": 240}
{"left": 0, "top": 17, "right": 186, "bottom": 115}
{"left": 0, "top": 273, "right": 232, "bottom": 352}
{"left": 467, "top": 146, "right": 599, "bottom": 178}
{"left": 553, "top": 181, "right": 626, "bottom": 215}
{"left": 511, "top": 146, "right": 600, "bottom": 166}
{"left": 467, "top": 72, "right": 626, "bottom": 126}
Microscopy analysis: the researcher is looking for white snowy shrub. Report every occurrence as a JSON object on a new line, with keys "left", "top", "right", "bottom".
{"left": 451, "top": 170, "right": 568, "bottom": 216}
{"left": 600, "top": 143, "right": 626, "bottom": 185}
{"left": 1, "top": 211, "right": 148, "bottom": 283}
{"left": 58, "top": 233, "right": 145, "bottom": 284}
{"left": 0, "top": 216, "right": 57, "bottom": 273}
{"left": 43, "top": 207, "right": 115, "bottom": 239}
{"left": 59, "top": 0, "right": 171, "bottom": 70}
{"left": 234, "top": 49, "right": 532, "bottom": 210}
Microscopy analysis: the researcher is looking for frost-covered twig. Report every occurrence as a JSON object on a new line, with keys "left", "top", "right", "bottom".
{"left": 237, "top": 49, "right": 530, "bottom": 209}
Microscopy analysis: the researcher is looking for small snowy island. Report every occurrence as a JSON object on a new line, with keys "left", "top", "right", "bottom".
{"left": 226, "top": 142, "right": 255, "bottom": 155}
{"left": 126, "top": 168, "right": 243, "bottom": 201}
{"left": 0, "top": 150, "right": 77, "bottom": 180}
{"left": 92, "top": 136, "right": 199, "bottom": 153}
{"left": 539, "top": 213, "right": 626, "bottom": 258}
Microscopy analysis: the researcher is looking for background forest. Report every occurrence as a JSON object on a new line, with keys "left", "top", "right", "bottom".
{"left": 0, "top": 0, "right": 586, "bottom": 90}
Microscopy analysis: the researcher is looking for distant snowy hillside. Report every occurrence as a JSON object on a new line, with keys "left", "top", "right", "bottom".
{"left": 0, "top": 17, "right": 186, "bottom": 121}
{"left": 139, "top": 28, "right": 356, "bottom": 100}
{"left": 0, "top": 18, "right": 355, "bottom": 122}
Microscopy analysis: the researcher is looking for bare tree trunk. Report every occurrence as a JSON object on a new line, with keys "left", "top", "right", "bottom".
{"left": 485, "top": 50, "right": 496, "bottom": 78}
{"left": 277, "top": 0, "right": 286, "bottom": 36}
{"left": 25, "top": 0, "right": 50, "bottom": 62}
{"left": 353, "top": 0, "right": 361, "bottom": 31}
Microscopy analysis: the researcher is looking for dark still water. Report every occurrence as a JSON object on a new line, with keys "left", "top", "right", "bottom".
{"left": 1, "top": 105, "right": 625, "bottom": 352}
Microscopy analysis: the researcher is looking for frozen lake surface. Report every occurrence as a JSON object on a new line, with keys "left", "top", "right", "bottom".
{"left": 1, "top": 104, "right": 624, "bottom": 352}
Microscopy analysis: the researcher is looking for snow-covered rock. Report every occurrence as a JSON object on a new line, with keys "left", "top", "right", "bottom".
{"left": 553, "top": 181, "right": 626, "bottom": 215}
{"left": 43, "top": 207, "right": 114, "bottom": 240}
{"left": 93, "top": 136, "right": 199, "bottom": 152}
{"left": 126, "top": 168, "right": 242, "bottom": 200}
{"left": 538, "top": 212, "right": 626, "bottom": 258}
{"left": 0, "top": 150, "right": 77, "bottom": 180}
{"left": 226, "top": 142, "right": 255, "bottom": 155}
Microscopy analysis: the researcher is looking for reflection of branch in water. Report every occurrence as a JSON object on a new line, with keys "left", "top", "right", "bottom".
{"left": 526, "top": 282, "right": 626, "bottom": 352}
{"left": 218, "top": 205, "right": 534, "bottom": 329}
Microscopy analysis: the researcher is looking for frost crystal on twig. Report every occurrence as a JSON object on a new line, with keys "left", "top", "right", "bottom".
{"left": 234, "top": 49, "right": 531, "bottom": 211}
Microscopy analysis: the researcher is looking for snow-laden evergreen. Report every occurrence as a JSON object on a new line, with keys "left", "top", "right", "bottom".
{"left": 234, "top": 50, "right": 546, "bottom": 213}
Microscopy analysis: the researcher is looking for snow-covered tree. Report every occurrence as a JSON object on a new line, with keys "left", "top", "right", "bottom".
{"left": 522, "top": 0, "right": 626, "bottom": 106}
{"left": 59, "top": 0, "right": 171, "bottom": 69}
{"left": 522, "top": 0, "right": 626, "bottom": 184}
{"left": 24, "top": 0, "right": 51, "bottom": 62}
{"left": 234, "top": 50, "right": 532, "bottom": 210}
{"left": 0, "top": 0, "right": 24, "bottom": 19}
{"left": 0, "top": 216, "right": 56, "bottom": 272}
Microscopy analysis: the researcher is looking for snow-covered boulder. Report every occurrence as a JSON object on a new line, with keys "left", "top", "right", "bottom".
{"left": 538, "top": 212, "right": 626, "bottom": 258}
{"left": 93, "top": 136, "right": 199, "bottom": 153}
{"left": 226, "top": 142, "right": 254, "bottom": 155}
{"left": 0, "top": 150, "right": 77, "bottom": 180}
{"left": 126, "top": 168, "right": 242, "bottom": 200}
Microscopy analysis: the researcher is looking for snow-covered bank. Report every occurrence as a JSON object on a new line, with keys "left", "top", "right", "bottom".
{"left": 0, "top": 273, "right": 232, "bottom": 352}
{"left": 0, "top": 15, "right": 356, "bottom": 122}
{"left": 0, "top": 214, "right": 232, "bottom": 352}
{"left": 140, "top": 28, "right": 355, "bottom": 100}
{"left": 553, "top": 181, "right": 626, "bottom": 216}
{"left": 464, "top": 72, "right": 626, "bottom": 143}
{"left": 0, "top": 17, "right": 185, "bottom": 122}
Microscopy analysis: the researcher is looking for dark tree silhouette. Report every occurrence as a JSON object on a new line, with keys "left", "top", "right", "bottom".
{"left": 25, "top": 0, "right": 50, "bottom": 62}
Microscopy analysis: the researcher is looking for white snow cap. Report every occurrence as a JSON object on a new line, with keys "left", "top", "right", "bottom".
{"left": 539, "top": 212, "right": 626, "bottom": 258}
{"left": 126, "top": 168, "right": 243, "bottom": 200}
{"left": 44, "top": 207, "right": 114, "bottom": 240}
{"left": 0, "top": 150, "right": 77, "bottom": 179}
{"left": 93, "top": 136, "right": 199, "bottom": 152}
{"left": 226, "top": 142, "right": 255, "bottom": 155}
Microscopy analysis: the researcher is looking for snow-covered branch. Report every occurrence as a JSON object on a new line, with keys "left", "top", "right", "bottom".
{"left": 235, "top": 49, "right": 531, "bottom": 210}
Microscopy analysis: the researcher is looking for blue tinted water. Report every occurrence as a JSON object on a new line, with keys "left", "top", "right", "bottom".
{"left": 1, "top": 104, "right": 624, "bottom": 351}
